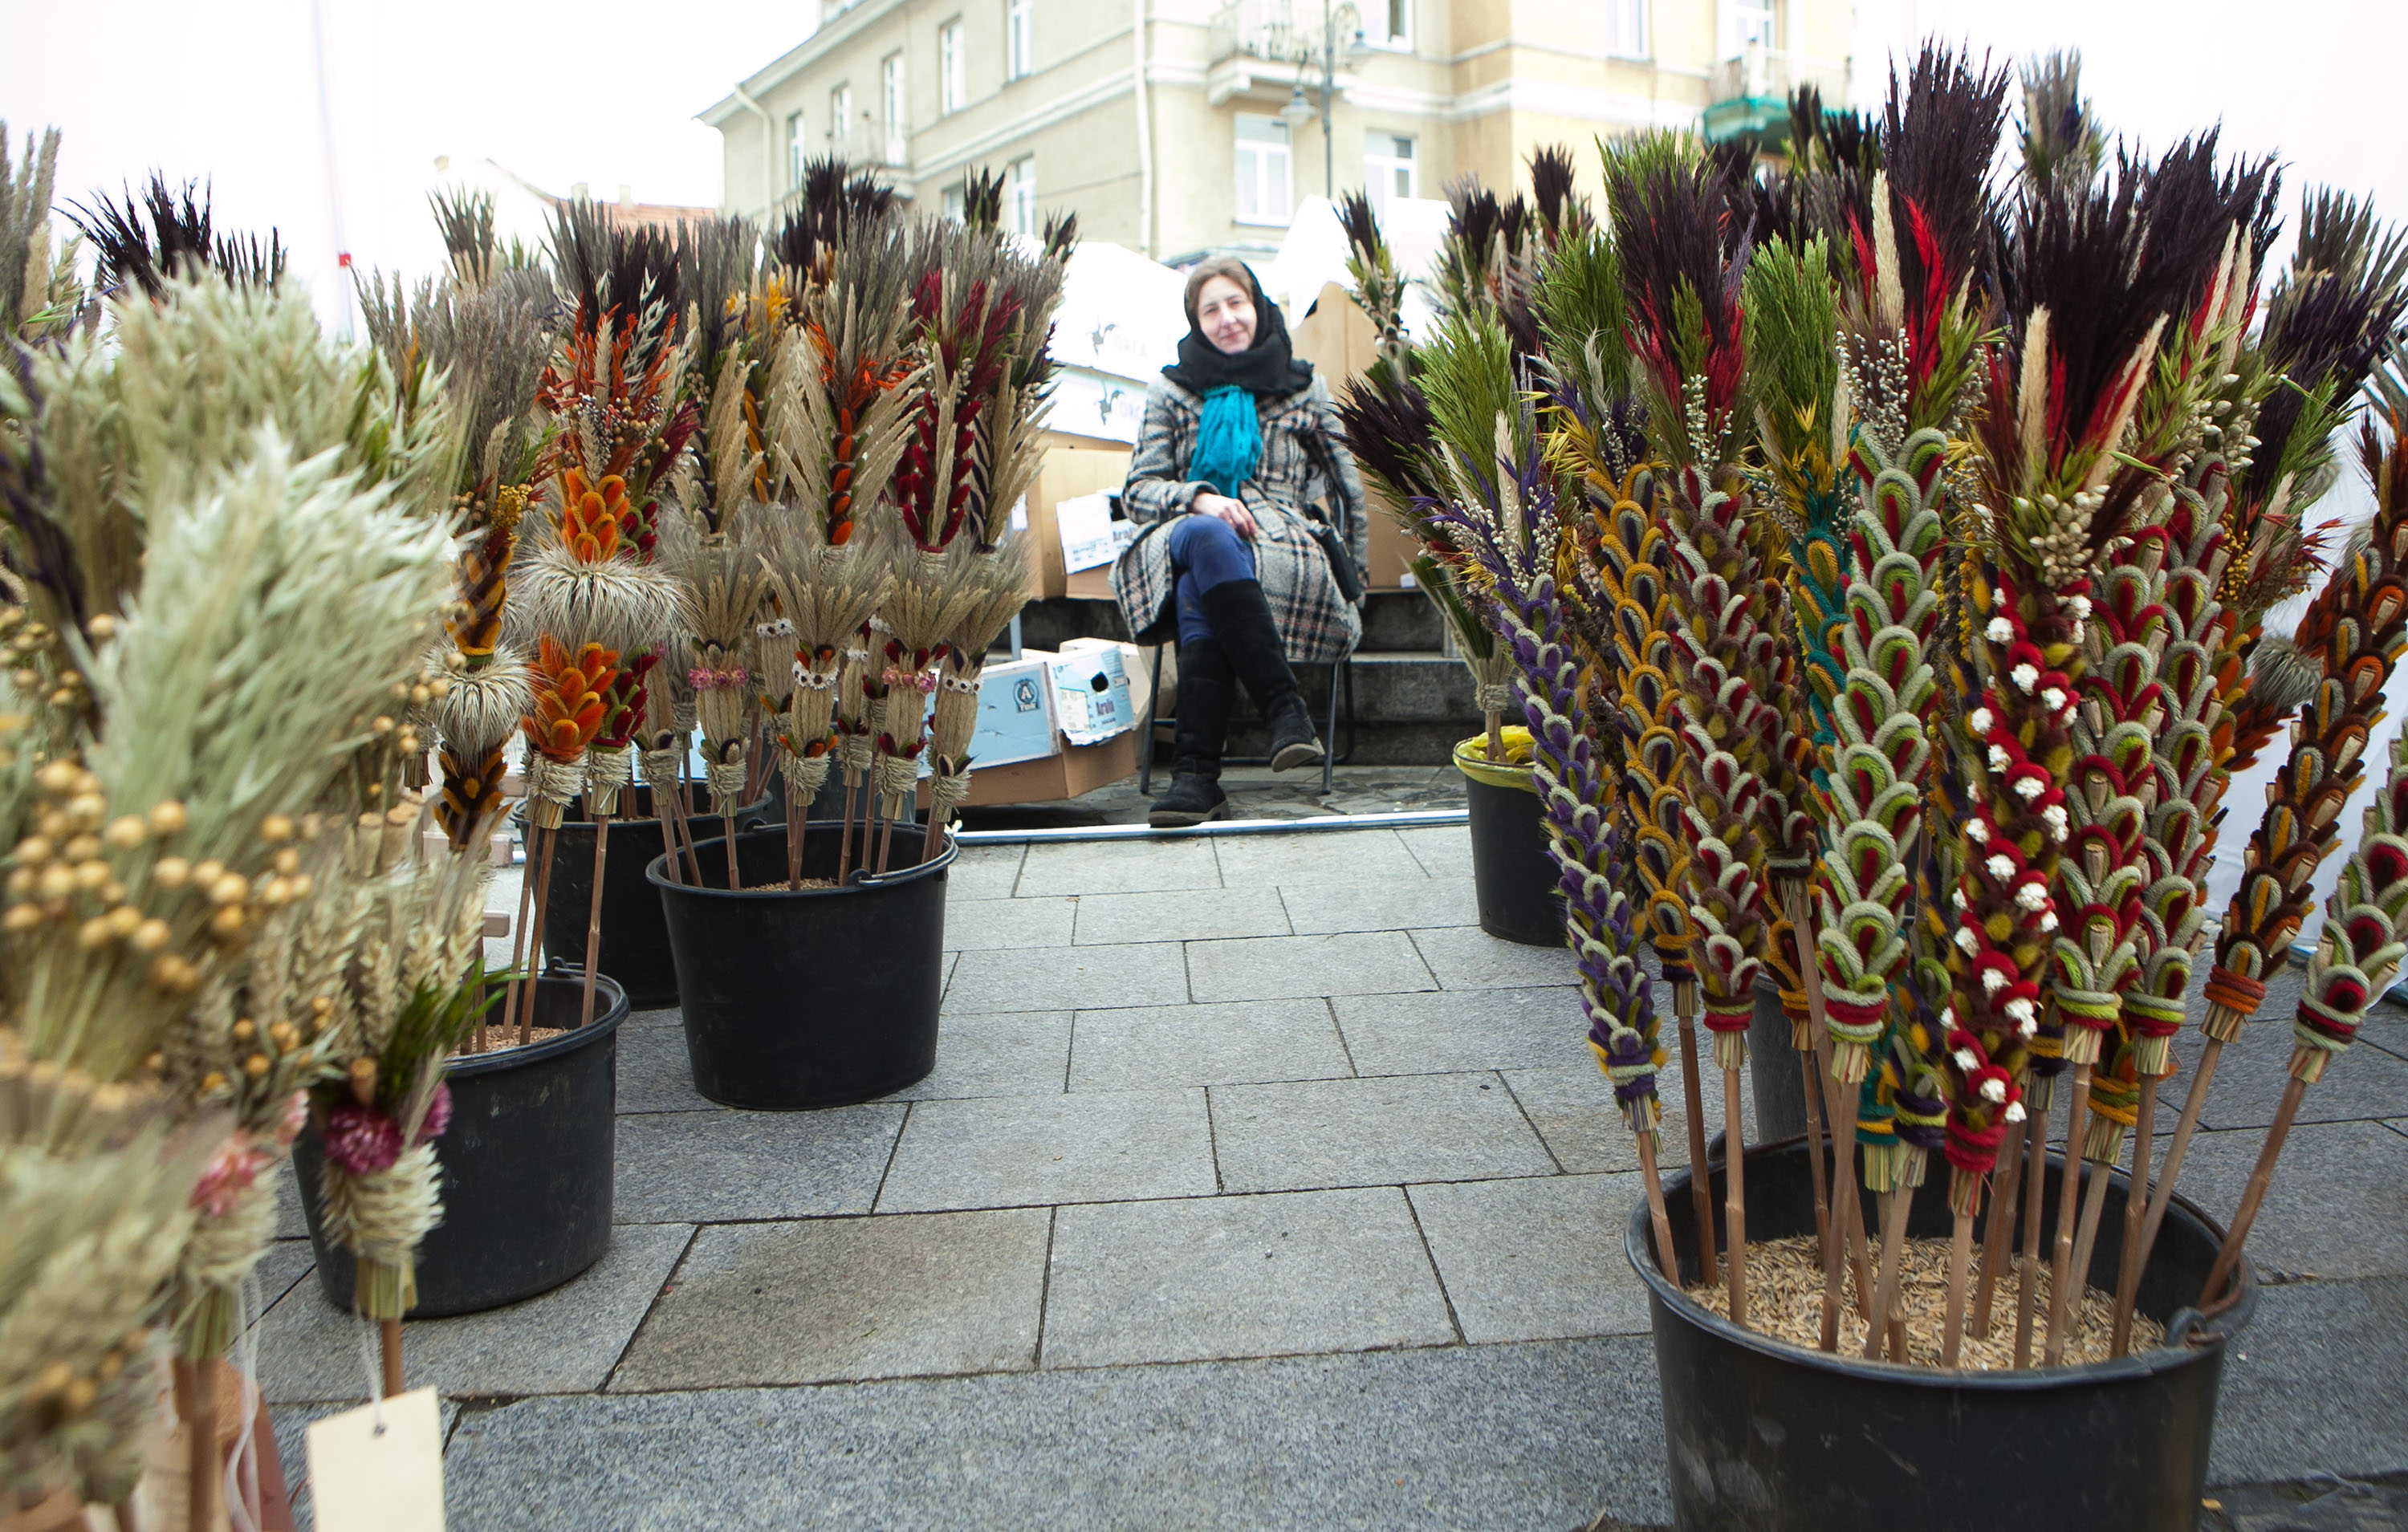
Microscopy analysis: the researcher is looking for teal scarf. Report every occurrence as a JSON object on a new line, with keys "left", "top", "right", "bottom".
{"left": 1189, "top": 384, "right": 1260, "bottom": 498}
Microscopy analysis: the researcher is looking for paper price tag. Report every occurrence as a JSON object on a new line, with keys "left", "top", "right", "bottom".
{"left": 305, "top": 1386, "right": 445, "bottom": 1532}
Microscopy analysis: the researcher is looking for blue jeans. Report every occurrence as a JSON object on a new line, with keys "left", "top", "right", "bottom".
{"left": 1167, "top": 513, "right": 1255, "bottom": 647}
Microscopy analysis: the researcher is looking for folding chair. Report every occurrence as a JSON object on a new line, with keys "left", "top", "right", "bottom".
{"left": 1137, "top": 637, "right": 1357, "bottom": 800}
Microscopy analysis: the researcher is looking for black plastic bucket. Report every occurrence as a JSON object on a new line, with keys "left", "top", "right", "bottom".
{"left": 1629, "top": 1139, "right": 2255, "bottom": 1532}
{"left": 530, "top": 785, "right": 771, "bottom": 1009}
{"left": 651, "top": 822, "right": 955, "bottom": 1110}
{"left": 1455, "top": 743, "right": 1563, "bottom": 947}
{"left": 294, "top": 971, "right": 627, "bottom": 1318}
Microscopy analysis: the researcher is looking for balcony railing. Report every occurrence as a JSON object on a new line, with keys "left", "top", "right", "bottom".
{"left": 1703, "top": 43, "right": 1845, "bottom": 144}
{"left": 1210, "top": 0, "right": 1305, "bottom": 65}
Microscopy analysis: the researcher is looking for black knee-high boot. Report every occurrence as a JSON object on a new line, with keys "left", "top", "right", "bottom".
{"left": 1149, "top": 640, "right": 1234, "bottom": 828}
{"left": 1196, "top": 579, "right": 1326, "bottom": 772}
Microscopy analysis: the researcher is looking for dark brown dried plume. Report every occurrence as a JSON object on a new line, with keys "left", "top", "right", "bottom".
{"left": 67, "top": 174, "right": 285, "bottom": 299}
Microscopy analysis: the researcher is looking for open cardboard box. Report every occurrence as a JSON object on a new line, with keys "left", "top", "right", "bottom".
{"left": 916, "top": 640, "right": 1145, "bottom": 809}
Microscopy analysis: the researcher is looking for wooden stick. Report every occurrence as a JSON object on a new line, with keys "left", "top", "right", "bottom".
{"left": 1484, "top": 705, "right": 1504, "bottom": 770}
{"left": 2063, "top": 1138, "right": 2118, "bottom": 1351}
{"left": 2044, "top": 1062, "right": 2094, "bottom": 1364}
{"left": 187, "top": 1353, "right": 218, "bottom": 1532}
{"left": 652, "top": 781, "right": 685, "bottom": 888}
{"left": 839, "top": 780, "right": 860, "bottom": 883}
{"left": 1971, "top": 1114, "right": 2027, "bottom": 1337}
{"left": 2197, "top": 1073, "right": 2308, "bottom": 1308}
{"left": 1671, "top": 978, "right": 1720, "bottom": 1286}
{"left": 787, "top": 777, "right": 805, "bottom": 889}
{"left": 1723, "top": 1063, "right": 1748, "bottom": 1329}
{"left": 579, "top": 808, "right": 610, "bottom": 1029}
{"left": 1942, "top": 1205, "right": 1975, "bottom": 1369}
{"left": 673, "top": 780, "right": 704, "bottom": 885}
{"left": 380, "top": 1318, "right": 405, "bottom": 1398}
{"left": 1863, "top": 1184, "right": 1910, "bottom": 1361}
{"left": 2013, "top": 1080, "right": 2049, "bottom": 1367}
{"left": 722, "top": 811, "right": 742, "bottom": 889}
{"left": 2109, "top": 1070, "right": 2161, "bottom": 1356}
{"left": 2124, "top": 1035, "right": 2227, "bottom": 1337}
{"left": 1804, "top": 982, "right": 1877, "bottom": 1334}
{"left": 518, "top": 823, "right": 559, "bottom": 1046}
{"left": 498, "top": 821, "right": 540, "bottom": 1041}
{"left": 1634, "top": 1128, "right": 1682, "bottom": 1285}
{"left": 875, "top": 794, "right": 899, "bottom": 875}
{"left": 1784, "top": 884, "right": 1832, "bottom": 1268}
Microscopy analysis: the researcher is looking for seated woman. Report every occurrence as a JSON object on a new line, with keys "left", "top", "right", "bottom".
{"left": 1110, "top": 258, "right": 1367, "bottom": 828}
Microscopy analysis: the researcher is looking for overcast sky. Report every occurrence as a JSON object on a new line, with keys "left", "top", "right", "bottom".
{"left": 2, "top": 0, "right": 2402, "bottom": 319}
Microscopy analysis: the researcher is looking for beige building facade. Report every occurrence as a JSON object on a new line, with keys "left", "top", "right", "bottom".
{"left": 702, "top": 0, "right": 1851, "bottom": 263}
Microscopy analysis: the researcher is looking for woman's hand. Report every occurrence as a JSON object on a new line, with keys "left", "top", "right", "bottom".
{"left": 1193, "top": 493, "right": 1257, "bottom": 539}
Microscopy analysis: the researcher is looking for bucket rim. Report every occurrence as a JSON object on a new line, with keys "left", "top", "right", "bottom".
{"left": 1621, "top": 1137, "right": 2258, "bottom": 1390}
{"left": 1452, "top": 735, "right": 1539, "bottom": 793}
{"left": 445, "top": 969, "right": 629, "bottom": 1079}
{"left": 646, "top": 822, "right": 960, "bottom": 900}
{"left": 515, "top": 786, "right": 776, "bottom": 835}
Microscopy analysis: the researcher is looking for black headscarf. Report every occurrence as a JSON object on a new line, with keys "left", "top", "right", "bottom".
{"left": 1162, "top": 264, "right": 1315, "bottom": 396}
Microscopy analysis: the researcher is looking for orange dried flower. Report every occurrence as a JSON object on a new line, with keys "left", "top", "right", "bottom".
{"left": 522, "top": 636, "right": 619, "bottom": 762}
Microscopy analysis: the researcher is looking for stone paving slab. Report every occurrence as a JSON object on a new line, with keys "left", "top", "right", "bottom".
{"left": 2175, "top": 1011, "right": 2408, "bottom": 1132}
{"left": 945, "top": 896, "right": 1079, "bottom": 952}
{"left": 615, "top": 1020, "right": 720, "bottom": 1115}
{"left": 1334, "top": 985, "right": 1587, "bottom": 1075}
{"left": 1210, "top": 828, "right": 1428, "bottom": 888}
{"left": 2165, "top": 1121, "right": 2408, "bottom": 1281}
{"left": 611, "top": 1209, "right": 1050, "bottom": 1391}
{"left": 1501, "top": 1063, "right": 1755, "bottom": 1176}
{"left": 615, "top": 1106, "right": 902, "bottom": 1223}
{"left": 1071, "top": 886, "right": 1290, "bottom": 945}
{"left": 1280, "top": 875, "right": 1481, "bottom": 935}
{"left": 1211, "top": 1072, "right": 1556, "bottom": 1193}
{"left": 890, "top": 1011, "right": 1072, "bottom": 1100}
{"left": 946, "top": 843, "right": 1026, "bottom": 900}
{"left": 1040, "top": 1188, "right": 1455, "bottom": 1369}
{"left": 250, "top": 1239, "right": 317, "bottom": 1331}
{"left": 1012, "top": 839, "right": 1221, "bottom": 897}
{"left": 257, "top": 1223, "right": 691, "bottom": 1404}
{"left": 1394, "top": 822, "right": 1475, "bottom": 879}
{"left": 948, "top": 941, "right": 1192, "bottom": 1013}
{"left": 2210, "top": 1276, "right": 2408, "bottom": 1487}
{"left": 877, "top": 1089, "right": 1217, "bottom": 1211}
{"left": 1186, "top": 931, "right": 1435, "bottom": 1002}
{"left": 1409, "top": 925, "right": 1583, "bottom": 990}
{"left": 1066, "top": 998, "right": 1352, "bottom": 1091}
{"left": 441, "top": 1335, "right": 1669, "bottom": 1531}
{"left": 1408, "top": 1173, "right": 1653, "bottom": 1344}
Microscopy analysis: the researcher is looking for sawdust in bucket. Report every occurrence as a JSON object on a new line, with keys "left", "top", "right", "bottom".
{"left": 1682, "top": 1233, "right": 2166, "bottom": 1370}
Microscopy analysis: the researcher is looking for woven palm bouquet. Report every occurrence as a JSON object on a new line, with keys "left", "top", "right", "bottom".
{"left": 1353, "top": 49, "right": 2408, "bottom": 1371}
{"left": 0, "top": 134, "right": 503, "bottom": 1526}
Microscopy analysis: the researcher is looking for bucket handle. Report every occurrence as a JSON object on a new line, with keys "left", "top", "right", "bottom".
{"left": 845, "top": 827, "right": 960, "bottom": 887}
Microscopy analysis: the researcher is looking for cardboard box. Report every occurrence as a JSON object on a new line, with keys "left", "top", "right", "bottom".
{"left": 1019, "top": 441, "right": 1132, "bottom": 599}
{"left": 924, "top": 729, "right": 1138, "bottom": 810}
{"left": 1045, "top": 644, "right": 1136, "bottom": 744}
{"left": 1060, "top": 637, "right": 1154, "bottom": 724}
{"left": 963, "top": 655, "right": 1060, "bottom": 769}
{"left": 1288, "top": 279, "right": 1414, "bottom": 591}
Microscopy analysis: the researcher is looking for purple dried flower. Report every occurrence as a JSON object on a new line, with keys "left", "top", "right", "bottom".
{"left": 323, "top": 1104, "right": 403, "bottom": 1176}
{"left": 415, "top": 1082, "right": 454, "bottom": 1144}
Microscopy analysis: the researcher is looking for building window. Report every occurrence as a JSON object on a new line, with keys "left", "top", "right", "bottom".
{"left": 829, "top": 84, "right": 854, "bottom": 156}
{"left": 882, "top": 53, "right": 909, "bottom": 165}
{"left": 787, "top": 112, "right": 807, "bottom": 189}
{"left": 940, "top": 20, "right": 967, "bottom": 113}
{"left": 942, "top": 184, "right": 966, "bottom": 221}
{"left": 1364, "top": 132, "right": 1414, "bottom": 214}
{"left": 1733, "top": 0, "right": 1775, "bottom": 51}
{"left": 1007, "top": 0, "right": 1033, "bottom": 80}
{"left": 1007, "top": 156, "right": 1038, "bottom": 238}
{"left": 1375, "top": 0, "right": 1410, "bottom": 48}
{"left": 1606, "top": 0, "right": 1647, "bottom": 59}
{"left": 1234, "top": 115, "right": 1293, "bottom": 225}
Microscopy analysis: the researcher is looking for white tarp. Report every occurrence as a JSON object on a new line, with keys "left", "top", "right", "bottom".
{"left": 1050, "top": 241, "right": 1187, "bottom": 382}
{"left": 1255, "top": 194, "right": 1446, "bottom": 343}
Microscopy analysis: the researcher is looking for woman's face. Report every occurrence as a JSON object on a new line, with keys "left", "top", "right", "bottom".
{"left": 1196, "top": 274, "right": 1259, "bottom": 356}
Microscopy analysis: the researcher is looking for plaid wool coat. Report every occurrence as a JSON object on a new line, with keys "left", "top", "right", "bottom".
{"left": 1109, "top": 376, "right": 1368, "bottom": 664}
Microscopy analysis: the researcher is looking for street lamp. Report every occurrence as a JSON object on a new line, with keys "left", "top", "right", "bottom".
{"left": 1273, "top": 0, "right": 1373, "bottom": 197}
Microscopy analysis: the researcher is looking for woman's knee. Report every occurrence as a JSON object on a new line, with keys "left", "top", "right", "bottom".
{"left": 1169, "top": 512, "right": 1243, "bottom": 563}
